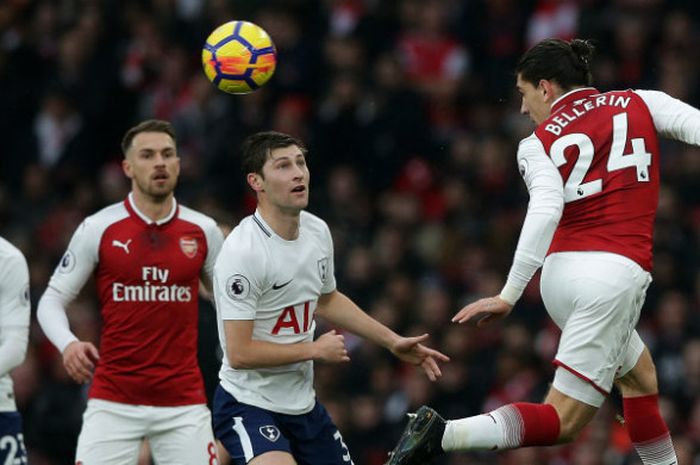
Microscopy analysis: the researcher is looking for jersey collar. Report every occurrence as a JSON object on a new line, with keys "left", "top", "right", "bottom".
{"left": 253, "top": 209, "right": 302, "bottom": 244}
{"left": 252, "top": 210, "right": 273, "bottom": 238}
{"left": 126, "top": 192, "right": 178, "bottom": 226}
{"left": 551, "top": 87, "right": 599, "bottom": 114}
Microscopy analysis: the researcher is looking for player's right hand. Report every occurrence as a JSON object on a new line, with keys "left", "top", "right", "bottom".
{"left": 63, "top": 341, "right": 100, "bottom": 384}
{"left": 452, "top": 295, "right": 513, "bottom": 327}
{"left": 313, "top": 330, "right": 350, "bottom": 363}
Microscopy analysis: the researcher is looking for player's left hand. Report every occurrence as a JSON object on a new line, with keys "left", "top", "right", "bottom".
{"left": 452, "top": 295, "right": 513, "bottom": 327}
{"left": 390, "top": 334, "right": 450, "bottom": 382}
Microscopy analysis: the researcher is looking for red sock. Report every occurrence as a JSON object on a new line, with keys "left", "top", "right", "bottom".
{"left": 623, "top": 394, "right": 669, "bottom": 442}
{"left": 510, "top": 403, "right": 561, "bottom": 446}
{"left": 623, "top": 394, "right": 677, "bottom": 465}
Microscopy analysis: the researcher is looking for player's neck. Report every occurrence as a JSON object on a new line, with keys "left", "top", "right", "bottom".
{"left": 130, "top": 190, "right": 175, "bottom": 223}
{"left": 257, "top": 204, "right": 301, "bottom": 241}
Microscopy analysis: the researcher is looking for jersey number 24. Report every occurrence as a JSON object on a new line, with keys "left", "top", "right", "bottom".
{"left": 550, "top": 112, "right": 652, "bottom": 203}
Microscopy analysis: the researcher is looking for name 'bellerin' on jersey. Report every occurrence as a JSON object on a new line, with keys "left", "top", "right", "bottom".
{"left": 544, "top": 93, "right": 631, "bottom": 135}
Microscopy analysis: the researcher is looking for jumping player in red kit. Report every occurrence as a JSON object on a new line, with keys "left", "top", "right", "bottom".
{"left": 386, "top": 38, "right": 700, "bottom": 465}
{"left": 37, "top": 120, "right": 224, "bottom": 465}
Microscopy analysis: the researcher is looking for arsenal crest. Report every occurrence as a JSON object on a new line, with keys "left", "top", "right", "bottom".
{"left": 179, "top": 236, "right": 198, "bottom": 258}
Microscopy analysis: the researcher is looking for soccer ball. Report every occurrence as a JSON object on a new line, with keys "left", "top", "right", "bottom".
{"left": 202, "top": 21, "right": 277, "bottom": 95}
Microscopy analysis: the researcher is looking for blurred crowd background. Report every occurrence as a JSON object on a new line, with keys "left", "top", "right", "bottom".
{"left": 2, "top": 0, "right": 700, "bottom": 464}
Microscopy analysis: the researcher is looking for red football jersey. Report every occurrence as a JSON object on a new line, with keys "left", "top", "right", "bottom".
{"left": 48, "top": 195, "right": 223, "bottom": 405}
{"left": 534, "top": 88, "right": 660, "bottom": 271}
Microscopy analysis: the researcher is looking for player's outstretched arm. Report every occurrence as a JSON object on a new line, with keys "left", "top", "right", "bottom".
{"left": 452, "top": 295, "right": 513, "bottom": 327}
{"left": 316, "top": 290, "right": 449, "bottom": 381}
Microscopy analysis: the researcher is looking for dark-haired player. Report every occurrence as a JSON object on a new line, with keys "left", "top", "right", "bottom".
{"left": 37, "top": 119, "right": 224, "bottom": 464}
{"left": 386, "top": 38, "right": 700, "bottom": 465}
{"left": 211, "top": 131, "right": 449, "bottom": 465}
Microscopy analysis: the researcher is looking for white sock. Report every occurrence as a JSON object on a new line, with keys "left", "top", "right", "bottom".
{"left": 442, "top": 413, "right": 503, "bottom": 451}
{"left": 634, "top": 433, "right": 678, "bottom": 465}
{"left": 441, "top": 405, "right": 525, "bottom": 451}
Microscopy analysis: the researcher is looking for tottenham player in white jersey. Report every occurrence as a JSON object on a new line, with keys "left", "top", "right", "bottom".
{"left": 212, "top": 131, "right": 449, "bottom": 465}
{"left": 37, "top": 120, "right": 224, "bottom": 465}
{"left": 0, "top": 236, "right": 30, "bottom": 465}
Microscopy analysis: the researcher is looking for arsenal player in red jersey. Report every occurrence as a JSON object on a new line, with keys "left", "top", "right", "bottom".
{"left": 37, "top": 120, "right": 224, "bottom": 465}
{"left": 386, "top": 38, "right": 700, "bottom": 465}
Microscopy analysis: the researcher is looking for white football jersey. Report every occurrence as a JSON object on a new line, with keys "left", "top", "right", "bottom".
{"left": 213, "top": 210, "right": 336, "bottom": 415}
{"left": 0, "top": 237, "right": 30, "bottom": 411}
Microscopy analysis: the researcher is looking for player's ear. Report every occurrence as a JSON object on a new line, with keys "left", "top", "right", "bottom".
{"left": 122, "top": 158, "right": 134, "bottom": 179}
{"left": 538, "top": 79, "right": 558, "bottom": 103}
{"left": 247, "top": 172, "right": 264, "bottom": 192}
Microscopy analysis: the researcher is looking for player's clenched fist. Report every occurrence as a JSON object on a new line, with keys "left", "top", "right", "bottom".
{"left": 313, "top": 330, "right": 350, "bottom": 363}
{"left": 63, "top": 340, "right": 100, "bottom": 384}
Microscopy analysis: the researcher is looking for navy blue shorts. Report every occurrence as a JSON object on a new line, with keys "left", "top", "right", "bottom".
{"left": 0, "top": 412, "right": 27, "bottom": 464}
{"left": 213, "top": 385, "right": 354, "bottom": 465}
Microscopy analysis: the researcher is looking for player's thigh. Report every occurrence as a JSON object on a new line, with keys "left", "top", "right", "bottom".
{"left": 249, "top": 451, "right": 297, "bottom": 465}
{"left": 0, "top": 412, "right": 28, "bottom": 465}
{"left": 148, "top": 404, "right": 218, "bottom": 465}
{"left": 541, "top": 252, "right": 650, "bottom": 394}
{"left": 289, "top": 402, "right": 354, "bottom": 465}
{"left": 216, "top": 439, "right": 232, "bottom": 465}
{"left": 212, "top": 385, "right": 293, "bottom": 465}
{"left": 75, "top": 399, "right": 145, "bottom": 465}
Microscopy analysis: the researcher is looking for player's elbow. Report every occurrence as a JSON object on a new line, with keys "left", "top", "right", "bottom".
{"left": 11, "top": 346, "right": 28, "bottom": 370}
{"left": 529, "top": 198, "right": 564, "bottom": 223}
{"left": 530, "top": 184, "right": 564, "bottom": 215}
{"left": 1, "top": 332, "right": 29, "bottom": 371}
{"left": 227, "top": 348, "right": 254, "bottom": 369}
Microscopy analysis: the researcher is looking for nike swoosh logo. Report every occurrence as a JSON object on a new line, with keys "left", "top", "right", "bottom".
{"left": 272, "top": 279, "right": 293, "bottom": 290}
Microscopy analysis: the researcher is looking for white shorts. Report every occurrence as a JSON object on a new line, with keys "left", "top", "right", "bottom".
{"left": 76, "top": 399, "right": 218, "bottom": 465}
{"left": 541, "top": 252, "right": 651, "bottom": 407}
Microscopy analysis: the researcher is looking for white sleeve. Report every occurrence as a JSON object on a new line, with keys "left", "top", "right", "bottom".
{"left": 46, "top": 218, "right": 100, "bottom": 300}
{"left": 36, "top": 287, "right": 77, "bottom": 353}
{"left": 635, "top": 89, "right": 700, "bottom": 145}
{"left": 0, "top": 327, "right": 28, "bottom": 376}
{"left": 320, "top": 222, "right": 336, "bottom": 295}
{"left": 202, "top": 222, "right": 225, "bottom": 285}
{"left": 0, "top": 251, "right": 30, "bottom": 375}
{"left": 38, "top": 218, "right": 100, "bottom": 352}
{"left": 212, "top": 239, "right": 265, "bottom": 320}
{"left": 499, "top": 135, "right": 565, "bottom": 305}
